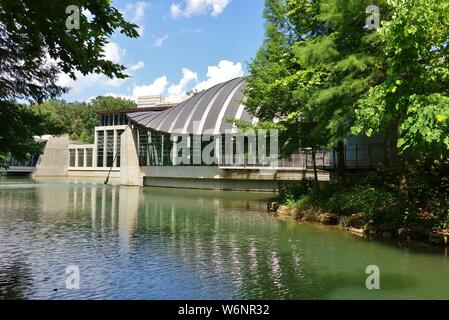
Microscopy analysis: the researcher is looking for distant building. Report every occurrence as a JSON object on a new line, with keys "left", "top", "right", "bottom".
{"left": 137, "top": 95, "right": 187, "bottom": 109}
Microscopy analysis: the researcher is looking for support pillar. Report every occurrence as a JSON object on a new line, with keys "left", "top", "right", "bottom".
{"left": 120, "top": 126, "right": 143, "bottom": 186}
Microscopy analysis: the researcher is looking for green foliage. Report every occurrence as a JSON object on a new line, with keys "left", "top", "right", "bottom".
{"left": 249, "top": 0, "right": 449, "bottom": 174}
{"left": 243, "top": 0, "right": 326, "bottom": 156}
{"left": 33, "top": 96, "right": 136, "bottom": 143}
{"left": 287, "top": 195, "right": 313, "bottom": 209}
{"left": 0, "top": 0, "right": 139, "bottom": 102}
{"left": 278, "top": 178, "right": 316, "bottom": 202}
{"left": 0, "top": 101, "right": 66, "bottom": 161}
{"left": 352, "top": 0, "right": 449, "bottom": 158}
{"left": 258, "top": 0, "right": 449, "bottom": 231}
{"left": 398, "top": 94, "right": 449, "bottom": 157}
{"left": 327, "top": 188, "right": 397, "bottom": 223}
{"left": 279, "top": 158, "right": 449, "bottom": 229}
{"left": 245, "top": 0, "right": 386, "bottom": 155}
{"left": 0, "top": 0, "right": 138, "bottom": 160}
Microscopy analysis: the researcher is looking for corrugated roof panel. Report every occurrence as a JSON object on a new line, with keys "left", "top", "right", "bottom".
{"left": 127, "top": 77, "right": 255, "bottom": 134}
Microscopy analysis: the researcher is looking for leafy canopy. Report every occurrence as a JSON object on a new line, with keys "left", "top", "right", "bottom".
{"left": 352, "top": 0, "right": 449, "bottom": 159}
{"left": 33, "top": 96, "right": 137, "bottom": 143}
{"left": 0, "top": 0, "right": 139, "bottom": 161}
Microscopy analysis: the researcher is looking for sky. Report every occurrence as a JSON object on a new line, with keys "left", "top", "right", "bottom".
{"left": 59, "top": 0, "right": 265, "bottom": 102}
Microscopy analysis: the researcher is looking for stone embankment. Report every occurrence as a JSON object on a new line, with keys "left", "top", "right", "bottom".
{"left": 267, "top": 202, "right": 448, "bottom": 246}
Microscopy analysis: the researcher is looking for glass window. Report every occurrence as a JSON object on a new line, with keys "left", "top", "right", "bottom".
{"left": 69, "top": 149, "right": 76, "bottom": 167}
{"left": 77, "top": 149, "right": 84, "bottom": 167}
{"left": 116, "top": 130, "right": 124, "bottom": 167}
{"left": 106, "top": 130, "right": 114, "bottom": 167}
{"left": 114, "top": 114, "right": 119, "bottom": 126}
{"left": 163, "top": 134, "right": 173, "bottom": 166}
{"left": 138, "top": 129, "right": 149, "bottom": 166}
{"left": 97, "top": 131, "right": 104, "bottom": 167}
{"left": 86, "top": 149, "right": 93, "bottom": 167}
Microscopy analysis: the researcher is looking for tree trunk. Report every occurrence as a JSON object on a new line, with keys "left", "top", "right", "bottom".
{"left": 391, "top": 117, "right": 408, "bottom": 199}
{"left": 312, "top": 147, "right": 318, "bottom": 182}
{"left": 336, "top": 140, "right": 346, "bottom": 183}
{"left": 384, "top": 130, "right": 391, "bottom": 167}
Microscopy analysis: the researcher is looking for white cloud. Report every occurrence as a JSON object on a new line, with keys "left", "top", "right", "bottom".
{"left": 124, "top": 1, "right": 150, "bottom": 35}
{"left": 179, "top": 27, "right": 203, "bottom": 34}
{"left": 170, "top": 0, "right": 231, "bottom": 18}
{"left": 103, "top": 42, "right": 126, "bottom": 63}
{"left": 58, "top": 72, "right": 128, "bottom": 97}
{"left": 194, "top": 60, "right": 243, "bottom": 91}
{"left": 57, "top": 41, "right": 128, "bottom": 95}
{"left": 132, "top": 76, "right": 169, "bottom": 97}
{"left": 154, "top": 34, "right": 169, "bottom": 48}
{"left": 129, "top": 61, "right": 145, "bottom": 71}
{"left": 59, "top": 58, "right": 244, "bottom": 102}
{"left": 129, "top": 60, "right": 242, "bottom": 99}
{"left": 170, "top": 3, "right": 182, "bottom": 18}
{"left": 168, "top": 68, "right": 198, "bottom": 96}
{"left": 102, "top": 93, "right": 136, "bottom": 101}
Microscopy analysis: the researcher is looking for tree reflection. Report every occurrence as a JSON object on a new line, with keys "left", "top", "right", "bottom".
{"left": 0, "top": 259, "right": 33, "bottom": 300}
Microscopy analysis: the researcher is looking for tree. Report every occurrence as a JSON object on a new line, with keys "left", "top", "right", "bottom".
{"left": 244, "top": 0, "right": 386, "bottom": 181}
{"left": 33, "top": 96, "right": 137, "bottom": 143}
{"left": 0, "top": 102, "right": 66, "bottom": 164}
{"left": 291, "top": 0, "right": 388, "bottom": 181}
{"left": 351, "top": 0, "right": 449, "bottom": 193}
{"left": 0, "top": 0, "right": 139, "bottom": 160}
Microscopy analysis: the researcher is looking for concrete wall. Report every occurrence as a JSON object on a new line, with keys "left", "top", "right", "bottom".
{"left": 141, "top": 166, "right": 329, "bottom": 191}
{"left": 67, "top": 169, "right": 120, "bottom": 179}
{"left": 120, "top": 127, "right": 143, "bottom": 186}
{"left": 33, "top": 135, "right": 70, "bottom": 177}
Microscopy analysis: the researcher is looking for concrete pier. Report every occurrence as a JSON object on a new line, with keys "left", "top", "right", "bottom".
{"left": 33, "top": 135, "right": 70, "bottom": 177}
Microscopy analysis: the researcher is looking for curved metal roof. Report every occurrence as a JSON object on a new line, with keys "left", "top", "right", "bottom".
{"left": 127, "top": 77, "right": 256, "bottom": 134}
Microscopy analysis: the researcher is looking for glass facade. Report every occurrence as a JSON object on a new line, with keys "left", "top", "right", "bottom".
{"left": 97, "top": 131, "right": 104, "bottom": 167}
{"left": 116, "top": 129, "right": 124, "bottom": 167}
{"left": 137, "top": 130, "right": 218, "bottom": 167}
{"left": 77, "top": 149, "right": 84, "bottom": 167}
{"left": 69, "top": 149, "right": 76, "bottom": 167}
{"left": 139, "top": 132, "right": 174, "bottom": 166}
{"left": 106, "top": 130, "right": 114, "bottom": 167}
{"left": 86, "top": 149, "right": 93, "bottom": 167}
{"left": 68, "top": 148, "right": 93, "bottom": 168}
{"left": 138, "top": 129, "right": 149, "bottom": 166}
{"left": 99, "top": 114, "right": 128, "bottom": 126}
{"left": 95, "top": 129, "right": 124, "bottom": 168}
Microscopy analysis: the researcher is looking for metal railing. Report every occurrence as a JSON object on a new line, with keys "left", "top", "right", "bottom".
{"left": 219, "top": 143, "right": 389, "bottom": 170}
{"left": 218, "top": 149, "right": 330, "bottom": 170}
{"left": 1, "top": 155, "right": 38, "bottom": 168}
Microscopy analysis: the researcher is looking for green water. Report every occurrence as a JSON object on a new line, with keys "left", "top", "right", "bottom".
{"left": 1, "top": 176, "right": 449, "bottom": 299}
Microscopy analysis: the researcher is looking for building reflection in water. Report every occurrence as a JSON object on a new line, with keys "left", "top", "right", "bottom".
{"left": 0, "top": 180, "right": 321, "bottom": 299}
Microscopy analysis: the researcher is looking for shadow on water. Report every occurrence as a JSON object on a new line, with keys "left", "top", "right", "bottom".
{"left": 0, "top": 259, "right": 34, "bottom": 300}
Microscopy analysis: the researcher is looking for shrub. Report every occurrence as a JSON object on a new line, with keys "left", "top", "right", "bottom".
{"left": 326, "top": 187, "right": 397, "bottom": 224}
{"left": 277, "top": 179, "right": 316, "bottom": 203}
{"left": 286, "top": 195, "right": 313, "bottom": 209}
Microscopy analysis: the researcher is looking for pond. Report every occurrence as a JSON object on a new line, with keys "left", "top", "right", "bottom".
{"left": 1, "top": 177, "right": 449, "bottom": 299}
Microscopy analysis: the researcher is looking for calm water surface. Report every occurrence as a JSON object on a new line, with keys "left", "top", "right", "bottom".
{"left": 1, "top": 176, "right": 449, "bottom": 300}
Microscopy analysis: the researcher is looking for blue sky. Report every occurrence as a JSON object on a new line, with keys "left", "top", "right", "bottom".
{"left": 59, "top": 0, "right": 265, "bottom": 102}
